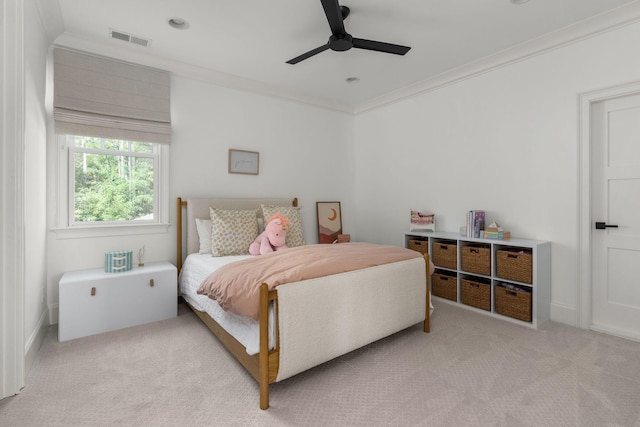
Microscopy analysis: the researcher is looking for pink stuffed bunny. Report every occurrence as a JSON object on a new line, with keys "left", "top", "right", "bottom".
{"left": 249, "top": 214, "right": 289, "bottom": 255}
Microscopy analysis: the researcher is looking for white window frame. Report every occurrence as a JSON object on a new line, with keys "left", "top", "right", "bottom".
{"left": 53, "top": 134, "right": 170, "bottom": 238}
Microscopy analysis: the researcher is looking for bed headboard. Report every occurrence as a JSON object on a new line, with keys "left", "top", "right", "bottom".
{"left": 176, "top": 197, "right": 298, "bottom": 272}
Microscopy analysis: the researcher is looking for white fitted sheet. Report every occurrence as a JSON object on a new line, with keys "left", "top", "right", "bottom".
{"left": 178, "top": 253, "right": 275, "bottom": 355}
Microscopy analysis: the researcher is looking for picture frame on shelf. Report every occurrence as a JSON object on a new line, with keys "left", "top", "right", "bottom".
{"left": 316, "top": 201, "right": 342, "bottom": 244}
{"left": 228, "top": 149, "right": 259, "bottom": 175}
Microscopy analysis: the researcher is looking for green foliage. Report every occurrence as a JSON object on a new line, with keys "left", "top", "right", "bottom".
{"left": 73, "top": 137, "right": 155, "bottom": 223}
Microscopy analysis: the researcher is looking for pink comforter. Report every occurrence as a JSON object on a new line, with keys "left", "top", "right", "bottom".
{"left": 197, "top": 242, "right": 424, "bottom": 320}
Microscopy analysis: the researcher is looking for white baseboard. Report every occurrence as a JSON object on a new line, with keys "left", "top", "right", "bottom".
{"left": 553, "top": 302, "right": 640, "bottom": 341}
{"left": 590, "top": 323, "right": 640, "bottom": 343}
{"left": 49, "top": 303, "right": 59, "bottom": 326}
{"left": 24, "top": 307, "right": 49, "bottom": 377}
{"left": 550, "top": 302, "right": 577, "bottom": 327}
{"left": 47, "top": 300, "right": 581, "bottom": 329}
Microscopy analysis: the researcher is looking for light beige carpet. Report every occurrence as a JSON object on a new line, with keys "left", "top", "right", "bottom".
{"left": 1, "top": 302, "right": 640, "bottom": 426}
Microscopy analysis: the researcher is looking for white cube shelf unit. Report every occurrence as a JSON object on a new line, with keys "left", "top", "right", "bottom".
{"left": 405, "top": 231, "right": 551, "bottom": 328}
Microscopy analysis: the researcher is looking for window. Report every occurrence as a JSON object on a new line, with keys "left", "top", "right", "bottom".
{"left": 51, "top": 49, "right": 171, "bottom": 236}
{"left": 69, "top": 135, "right": 158, "bottom": 225}
{"left": 54, "top": 134, "right": 169, "bottom": 236}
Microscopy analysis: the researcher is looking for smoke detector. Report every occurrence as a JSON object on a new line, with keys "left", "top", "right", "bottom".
{"left": 109, "top": 28, "right": 152, "bottom": 47}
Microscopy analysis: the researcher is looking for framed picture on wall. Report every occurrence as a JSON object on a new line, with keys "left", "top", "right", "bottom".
{"left": 228, "top": 149, "right": 259, "bottom": 175}
{"left": 316, "top": 201, "right": 342, "bottom": 244}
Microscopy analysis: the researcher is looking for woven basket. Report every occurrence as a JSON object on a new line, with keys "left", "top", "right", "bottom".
{"left": 495, "top": 285, "right": 532, "bottom": 322}
{"left": 433, "top": 241, "right": 457, "bottom": 269}
{"left": 496, "top": 249, "right": 532, "bottom": 284}
{"left": 407, "top": 239, "right": 429, "bottom": 255}
{"left": 432, "top": 272, "right": 457, "bottom": 301}
{"left": 461, "top": 278, "right": 491, "bottom": 311}
{"left": 460, "top": 244, "right": 491, "bottom": 276}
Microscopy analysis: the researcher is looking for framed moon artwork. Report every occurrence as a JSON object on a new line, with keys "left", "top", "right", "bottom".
{"left": 316, "top": 201, "right": 342, "bottom": 244}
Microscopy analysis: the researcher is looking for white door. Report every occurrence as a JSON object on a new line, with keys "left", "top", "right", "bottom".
{"left": 591, "top": 93, "right": 640, "bottom": 341}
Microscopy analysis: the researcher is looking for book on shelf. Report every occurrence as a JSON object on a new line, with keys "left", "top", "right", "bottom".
{"left": 466, "top": 210, "right": 485, "bottom": 238}
{"left": 484, "top": 229, "right": 511, "bottom": 240}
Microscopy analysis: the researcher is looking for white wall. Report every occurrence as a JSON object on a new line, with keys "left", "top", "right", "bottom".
{"left": 353, "top": 21, "right": 640, "bottom": 325}
{"left": 24, "top": 0, "right": 50, "bottom": 372}
{"left": 168, "top": 75, "right": 356, "bottom": 242}
{"left": 1, "top": 0, "right": 26, "bottom": 396}
{"left": 46, "top": 74, "right": 355, "bottom": 322}
{"left": 41, "top": 7, "right": 640, "bottom": 330}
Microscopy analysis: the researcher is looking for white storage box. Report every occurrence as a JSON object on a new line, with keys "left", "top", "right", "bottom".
{"left": 59, "top": 262, "right": 177, "bottom": 341}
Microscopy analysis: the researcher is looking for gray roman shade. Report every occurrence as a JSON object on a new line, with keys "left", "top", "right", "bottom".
{"left": 53, "top": 48, "right": 171, "bottom": 144}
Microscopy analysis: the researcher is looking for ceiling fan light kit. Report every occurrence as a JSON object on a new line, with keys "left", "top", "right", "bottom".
{"left": 286, "top": 0, "right": 411, "bottom": 64}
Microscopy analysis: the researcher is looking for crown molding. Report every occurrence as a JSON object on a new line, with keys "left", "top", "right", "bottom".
{"left": 354, "top": 1, "right": 640, "bottom": 114}
{"left": 50, "top": 1, "right": 640, "bottom": 116}
{"left": 34, "top": 0, "right": 64, "bottom": 43}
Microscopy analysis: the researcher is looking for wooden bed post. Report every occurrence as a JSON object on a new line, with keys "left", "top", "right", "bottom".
{"left": 259, "top": 283, "right": 270, "bottom": 410}
{"left": 424, "top": 253, "right": 431, "bottom": 333}
{"left": 176, "top": 197, "right": 186, "bottom": 273}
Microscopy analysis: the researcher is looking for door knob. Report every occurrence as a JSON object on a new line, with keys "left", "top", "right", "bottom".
{"left": 595, "top": 222, "right": 618, "bottom": 229}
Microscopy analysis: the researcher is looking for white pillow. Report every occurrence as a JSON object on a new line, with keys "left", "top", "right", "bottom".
{"left": 195, "top": 218, "right": 212, "bottom": 254}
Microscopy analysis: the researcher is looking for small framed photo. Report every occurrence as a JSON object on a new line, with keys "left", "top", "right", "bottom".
{"left": 228, "top": 149, "right": 259, "bottom": 175}
{"left": 316, "top": 201, "right": 342, "bottom": 244}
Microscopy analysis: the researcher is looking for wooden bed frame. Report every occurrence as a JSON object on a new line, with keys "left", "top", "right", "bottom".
{"left": 176, "top": 197, "right": 431, "bottom": 410}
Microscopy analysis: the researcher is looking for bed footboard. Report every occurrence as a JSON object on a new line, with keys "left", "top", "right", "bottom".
{"left": 274, "top": 256, "right": 427, "bottom": 384}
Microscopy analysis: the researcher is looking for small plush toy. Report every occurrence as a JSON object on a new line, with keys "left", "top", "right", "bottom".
{"left": 249, "top": 214, "right": 289, "bottom": 255}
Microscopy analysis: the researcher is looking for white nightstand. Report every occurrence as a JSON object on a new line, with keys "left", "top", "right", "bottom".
{"left": 58, "top": 261, "right": 177, "bottom": 341}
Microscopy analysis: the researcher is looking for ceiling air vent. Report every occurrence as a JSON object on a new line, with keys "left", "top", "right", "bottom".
{"left": 109, "top": 28, "right": 151, "bottom": 47}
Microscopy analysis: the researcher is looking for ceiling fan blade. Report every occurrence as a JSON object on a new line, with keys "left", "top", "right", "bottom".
{"left": 321, "top": 0, "right": 346, "bottom": 35}
{"left": 286, "top": 43, "right": 331, "bottom": 64}
{"left": 352, "top": 38, "right": 411, "bottom": 56}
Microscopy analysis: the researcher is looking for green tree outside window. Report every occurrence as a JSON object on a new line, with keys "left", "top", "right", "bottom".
{"left": 71, "top": 136, "right": 156, "bottom": 223}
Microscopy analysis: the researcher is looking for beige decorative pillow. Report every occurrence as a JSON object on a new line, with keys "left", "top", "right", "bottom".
{"left": 209, "top": 208, "right": 258, "bottom": 256}
{"left": 261, "top": 205, "right": 305, "bottom": 248}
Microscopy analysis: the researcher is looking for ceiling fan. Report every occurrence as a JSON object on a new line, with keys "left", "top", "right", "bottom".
{"left": 286, "top": 0, "right": 411, "bottom": 65}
